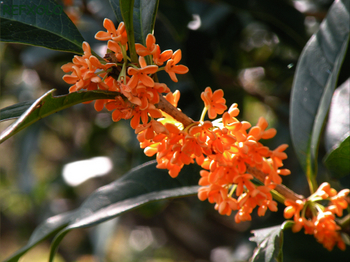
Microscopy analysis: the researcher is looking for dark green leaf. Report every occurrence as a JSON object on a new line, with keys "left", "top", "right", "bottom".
{"left": 324, "top": 135, "right": 350, "bottom": 179}
{"left": 132, "top": 0, "right": 159, "bottom": 46}
{"left": 0, "top": 0, "right": 85, "bottom": 53}
{"left": 109, "top": 0, "right": 159, "bottom": 62}
{"left": 5, "top": 161, "right": 200, "bottom": 262}
{"left": 0, "top": 100, "right": 35, "bottom": 122}
{"left": 0, "top": 89, "right": 120, "bottom": 144}
{"left": 323, "top": 78, "right": 350, "bottom": 178}
{"left": 250, "top": 225, "right": 284, "bottom": 262}
{"left": 114, "top": 0, "right": 137, "bottom": 62}
{"left": 290, "top": 0, "right": 350, "bottom": 192}
{"left": 324, "top": 78, "right": 350, "bottom": 152}
{"left": 47, "top": 161, "right": 200, "bottom": 262}
{"left": 3, "top": 211, "right": 74, "bottom": 262}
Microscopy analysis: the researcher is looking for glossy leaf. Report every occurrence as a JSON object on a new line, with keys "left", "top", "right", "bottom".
{"left": 132, "top": 0, "right": 159, "bottom": 46}
{"left": 0, "top": 89, "right": 120, "bottom": 144}
{"left": 47, "top": 161, "right": 200, "bottom": 262}
{"left": 324, "top": 136, "right": 350, "bottom": 179}
{"left": 3, "top": 211, "right": 74, "bottom": 262}
{"left": 0, "top": 0, "right": 84, "bottom": 54}
{"left": 323, "top": 79, "right": 350, "bottom": 178}
{"left": 4, "top": 161, "right": 200, "bottom": 262}
{"left": 324, "top": 78, "right": 350, "bottom": 152}
{"left": 250, "top": 225, "right": 284, "bottom": 262}
{"left": 290, "top": 0, "right": 350, "bottom": 192}
{"left": 0, "top": 100, "right": 34, "bottom": 122}
{"left": 109, "top": 0, "right": 159, "bottom": 62}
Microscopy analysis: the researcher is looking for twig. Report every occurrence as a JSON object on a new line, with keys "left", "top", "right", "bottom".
{"left": 156, "top": 95, "right": 194, "bottom": 127}
{"left": 245, "top": 164, "right": 304, "bottom": 201}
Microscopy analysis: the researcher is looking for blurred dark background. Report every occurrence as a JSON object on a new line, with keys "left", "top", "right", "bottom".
{"left": 1, "top": 0, "right": 349, "bottom": 261}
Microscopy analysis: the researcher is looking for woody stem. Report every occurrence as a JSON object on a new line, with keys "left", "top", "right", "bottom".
{"left": 245, "top": 165, "right": 304, "bottom": 202}
{"left": 156, "top": 95, "right": 194, "bottom": 126}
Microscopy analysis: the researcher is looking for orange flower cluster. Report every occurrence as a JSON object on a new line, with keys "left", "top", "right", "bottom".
{"left": 284, "top": 182, "right": 349, "bottom": 250}
{"left": 138, "top": 86, "right": 291, "bottom": 223}
{"left": 61, "top": 18, "right": 188, "bottom": 128}
{"left": 61, "top": 19, "right": 290, "bottom": 222}
{"left": 61, "top": 18, "right": 349, "bottom": 252}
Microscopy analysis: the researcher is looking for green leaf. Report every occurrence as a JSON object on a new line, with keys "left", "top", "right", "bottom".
{"left": 132, "top": 0, "right": 159, "bottom": 46}
{"left": 47, "top": 161, "right": 200, "bottom": 262}
{"left": 323, "top": 78, "right": 350, "bottom": 178}
{"left": 324, "top": 78, "right": 350, "bottom": 152}
{"left": 281, "top": 220, "right": 294, "bottom": 230}
{"left": 3, "top": 211, "right": 74, "bottom": 262}
{"left": 0, "top": 0, "right": 85, "bottom": 54}
{"left": 324, "top": 135, "right": 350, "bottom": 179}
{"left": 290, "top": 0, "right": 350, "bottom": 192}
{"left": 249, "top": 225, "right": 284, "bottom": 262}
{"left": 0, "top": 100, "right": 35, "bottom": 122}
{"left": 4, "top": 161, "right": 200, "bottom": 262}
{"left": 109, "top": 0, "right": 159, "bottom": 61}
{"left": 0, "top": 89, "right": 120, "bottom": 144}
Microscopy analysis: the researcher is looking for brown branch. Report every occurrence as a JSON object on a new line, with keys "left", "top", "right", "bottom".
{"left": 245, "top": 164, "right": 304, "bottom": 202}
{"left": 156, "top": 95, "right": 194, "bottom": 127}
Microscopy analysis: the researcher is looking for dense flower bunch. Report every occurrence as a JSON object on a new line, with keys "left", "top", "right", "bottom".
{"left": 284, "top": 183, "right": 349, "bottom": 251}
{"left": 141, "top": 87, "right": 290, "bottom": 223}
{"left": 61, "top": 18, "right": 349, "bottom": 251}
{"left": 61, "top": 18, "right": 188, "bottom": 127}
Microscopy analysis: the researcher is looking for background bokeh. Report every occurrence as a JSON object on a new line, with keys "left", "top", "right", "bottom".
{"left": 1, "top": 0, "right": 349, "bottom": 261}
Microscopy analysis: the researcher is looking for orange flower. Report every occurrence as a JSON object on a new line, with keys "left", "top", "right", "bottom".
{"left": 201, "top": 87, "right": 227, "bottom": 119}
{"left": 233, "top": 174, "right": 255, "bottom": 196}
{"left": 284, "top": 199, "right": 304, "bottom": 220}
{"left": 127, "top": 56, "right": 158, "bottom": 88}
{"left": 104, "top": 96, "right": 131, "bottom": 121}
{"left": 189, "top": 121, "right": 216, "bottom": 145}
{"left": 153, "top": 45, "right": 173, "bottom": 66}
{"left": 164, "top": 50, "right": 189, "bottom": 82}
{"left": 135, "top": 34, "right": 157, "bottom": 56}
{"left": 107, "top": 40, "right": 127, "bottom": 61}
{"left": 61, "top": 42, "right": 112, "bottom": 93}
{"left": 135, "top": 120, "right": 168, "bottom": 140}
{"left": 211, "top": 128, "right": 236, "bottom": 154}
{"left": 95, "top": 18, "right": 118, "bottom": 41}
{"left": 314, "top": 211, "right": 343, "bottom": 251}
{"left": 95, "top": 19, "right": 127, "bottom": 45}
{"left": 283, "top": 182, "right": 349, "bottom": 251}
{"left": 327, "top": 189, "right": 349, "bottom": 217}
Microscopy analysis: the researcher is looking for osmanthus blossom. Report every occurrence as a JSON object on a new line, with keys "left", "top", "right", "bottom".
{"left": 95, "top": 18, "right": 127, "bottom": 45}
{"left": 284, "top": 183, "right": 349, "bottom": 251}
{"left": 61, "top": 18, "right": 349, "bottom": 251}
{"left": 135, "top": 34, "right": 157, "bottom": 56}
{"left": 164, "top": 50, "right": 189, "bottom": 82}
{"left": 127, "top": 56, "right": 158, "bottom": 88}
{"left": 201, "top": 87, "right": 227, "bottom": 119}
{"left": 135, "top": 34, "right": 173, "bottom": 66}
